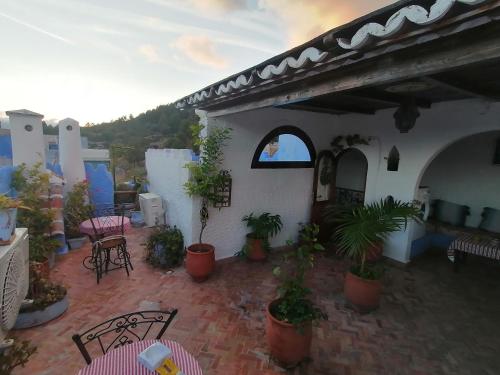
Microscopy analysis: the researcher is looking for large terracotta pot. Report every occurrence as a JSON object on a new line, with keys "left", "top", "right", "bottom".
{"left": 344, "top": 271, "right": 382, "bottom": 313}
{"left": 246, "top": 235, "right": 267, "bottom": 261}
{"left": 186, "top": 244, "right": 215, "bottom": 282}
{"left": 365, "top": 242, "right": 383, "bottom": 262}
{"left": 266, "top": 300, "right": 312, "bottom": 367}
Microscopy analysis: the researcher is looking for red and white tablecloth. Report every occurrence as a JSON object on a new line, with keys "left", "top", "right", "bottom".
{"left": 78, "top": 339, "right": 203, "bottom": 375}
{"left": 79, "top": 216, "right": 131, "bottom": 237}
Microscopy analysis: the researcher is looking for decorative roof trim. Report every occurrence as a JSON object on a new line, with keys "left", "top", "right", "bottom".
{"left": 176, "top": 0, "right": 489, "bottom": 109}
{"left": 337, "top": 0, "right": 487, "bottom": 50}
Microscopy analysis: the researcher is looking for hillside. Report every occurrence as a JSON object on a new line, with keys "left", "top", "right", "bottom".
{"left": 81, "top": 104, "right": 196, "bottom": 164}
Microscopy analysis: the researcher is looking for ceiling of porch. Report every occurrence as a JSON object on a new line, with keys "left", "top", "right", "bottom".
{"left": 275, "top": 59, "right": 500, "bottom": 115}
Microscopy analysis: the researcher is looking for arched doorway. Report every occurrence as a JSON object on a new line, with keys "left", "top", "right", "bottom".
{"left": 334, "top": 148, "right": 368, "bottom": 205}
{"left": 411, "top": 130, "right": 500, "bottom": 259}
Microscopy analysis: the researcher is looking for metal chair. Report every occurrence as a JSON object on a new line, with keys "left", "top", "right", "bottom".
{"left": 82, "top": 205, "right": 133, "bottom": 283}
{"left": 72, "top": 309, "right": 178, "bottom": 365}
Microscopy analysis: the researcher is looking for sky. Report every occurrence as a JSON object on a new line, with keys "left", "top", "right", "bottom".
{"left": 0, "top": 0, "right": 393, "bottom": 125}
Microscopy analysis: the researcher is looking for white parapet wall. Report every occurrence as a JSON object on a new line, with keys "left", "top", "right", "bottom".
{"left": 145, "top": 148, "right": 197, "bottom": 247}
{"left": 58, "top": 118, "right": 86, "bottom": 193}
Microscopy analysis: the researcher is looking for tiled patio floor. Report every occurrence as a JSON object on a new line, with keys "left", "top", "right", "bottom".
{"left": 12, "top": 228, "right": 500, "bottom": 375}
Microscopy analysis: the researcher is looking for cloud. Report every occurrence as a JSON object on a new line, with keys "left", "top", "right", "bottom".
{"left": 173, "top": 35, "right": 228, "bottom": 69}
{"left": 138, "top": 44, "right": 162, "bottom": 63}
{"left": 185, "top": 0, "right": 248, "bottom": 13}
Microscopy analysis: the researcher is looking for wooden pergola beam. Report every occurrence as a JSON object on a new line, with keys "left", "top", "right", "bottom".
{"left": 421, "top": 76, "right": 500, "bottom": 101}
{"left": 276, "top": 103, "right": 375, "bottom": 115}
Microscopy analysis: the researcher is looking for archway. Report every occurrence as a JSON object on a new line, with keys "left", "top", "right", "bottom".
{"left": 334, "top": 148, "right": 368, "bottom": 205}
{"left": 411, "top": 130, "right": 500, "bottom": 259}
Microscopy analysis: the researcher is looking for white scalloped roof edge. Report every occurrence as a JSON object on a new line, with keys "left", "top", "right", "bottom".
{"left": 337, "top": 0, "right": 487, "bottom": 50}
{"left": 178, "top": 47, "right": 328, "bottom": 107}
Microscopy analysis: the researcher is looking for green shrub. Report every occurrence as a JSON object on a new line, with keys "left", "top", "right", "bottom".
{"left": 145, "top": 226, "right": 185, "bottom": 269}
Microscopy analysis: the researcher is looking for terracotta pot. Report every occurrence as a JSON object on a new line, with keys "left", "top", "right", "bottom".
{"left": 186, "top": 244, "right": 215, "bottom": 282}
{"left": 266, "top": 300, "right": 312, "bottom": 367}
{"left": 246, "top": 235, "right": 267, "bottom": 261}
{"left": 30, "top": 258, "right": 50, "bottom": 280}
{"left": 365, "top": 242, "right": 383, "bottom": 262}
{"left": 344, "top": 271, "right": 382, "bottom": 312}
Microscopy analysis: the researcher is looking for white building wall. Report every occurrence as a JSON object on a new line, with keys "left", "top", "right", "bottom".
{"left": 145, "top": 149, "right": 196, "bottom": 245}
{"left": 58, "top": 118, "right": 86, "bottom": 193}
{"left": 420, "top": 131, "right": 500, "bottom": 228}
{"left": 6, "top": 111, "right": 46, "bottom": 167}
{"left": 204, "top": 99, "right": 500, "bottom": 262}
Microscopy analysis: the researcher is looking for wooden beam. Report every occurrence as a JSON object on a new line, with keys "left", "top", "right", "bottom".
{"left": 421, "top": 76, "right": 500, "bottom": 101}
{"left": 342, "top": 92, "right": 432, "bottom": 108}
{"left": 276, "top": 103, "right": 374, "bottom": 115}
{"left": 205, "top": 22, "right": 500, "bottom": 118}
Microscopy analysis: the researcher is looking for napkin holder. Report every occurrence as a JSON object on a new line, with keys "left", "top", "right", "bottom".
{"left": 138, "top": 343, "right": 184, "bottom": 375}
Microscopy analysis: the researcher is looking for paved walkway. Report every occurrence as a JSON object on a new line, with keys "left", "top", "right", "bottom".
{"left": 12, "top": 229, "right": 500, "bottom": 374}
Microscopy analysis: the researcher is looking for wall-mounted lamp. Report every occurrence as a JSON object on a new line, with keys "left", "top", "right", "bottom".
{"left": 393, "top": 99, "right": 420, "bottom": 133}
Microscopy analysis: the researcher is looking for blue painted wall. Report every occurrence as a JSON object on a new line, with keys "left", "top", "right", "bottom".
{"left": 84, "top": 162, "right": 114, "bottom": 207}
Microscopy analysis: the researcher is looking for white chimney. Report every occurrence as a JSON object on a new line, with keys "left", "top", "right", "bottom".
{"left": 58, "top": 118, "right": 85, "bottom": 193}
{"left": 6, "top": 109, "right": 45, "bottom": 167}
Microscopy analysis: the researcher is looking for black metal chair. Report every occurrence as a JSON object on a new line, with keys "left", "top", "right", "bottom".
{"left": 82, "top": 205, "right": 133, "bottom": 284}
{"left": 72, "top": 309, "right": 178, "bottom": 365}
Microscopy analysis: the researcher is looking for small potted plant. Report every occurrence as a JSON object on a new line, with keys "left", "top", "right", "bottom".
{"left": 329, "top": 199, "right": 421, "bottom": 312}
{"left": 145, "top": 225, "right": 185, "bottom": 269}
{"left": 64, "top": 181, "right": 91, "bottom": 250}
{"left": 239, "top": 212, "right": 282, "bottom": 261}
{"left": 184, "top": 125, "right": 231, "bottom": 282}
{"left": 0, "top": 195, "right": 27, "bottom": 245}
{"left": 0, "top": 339, "right": 36, "bottom": 373}
{"left": 266, "top": 224, "right": 327, "bottom": 367}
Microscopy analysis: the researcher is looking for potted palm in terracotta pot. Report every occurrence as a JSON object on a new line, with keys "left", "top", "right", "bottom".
{"left": 328, "top": 199, "right": 421, "bottom": 312}
{"left": 184, "top": 125, "right": 231, "bottom": 282}
{"left": 64, "top": 181, "right": 91, "bottom": 250}
{"left": 240, "top": 212, "right": 282, "bottom": 261}
{"left": 266, "top": 224, "right": 327, "bottom": 367}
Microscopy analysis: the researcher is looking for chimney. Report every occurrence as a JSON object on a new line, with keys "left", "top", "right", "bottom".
{"left": 58, "top": 118, "right": 85, "bottom": 192}
{"left": 6, "top": 109, "right": 45, "bottom": 167}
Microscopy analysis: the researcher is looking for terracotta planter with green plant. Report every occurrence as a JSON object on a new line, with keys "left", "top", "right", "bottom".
{"left": 0, "top": 195, "right": 28, "bottom": 245}
{"left": 266, "top": 224, "right": 327, "bottom": 367}
{"left": 184, "top": 125, "right": 231, "bottom": 282}
{"left": 239, "top": 212, "right": 282, "bottom": 261}
{"left": 328, "top": 199, "right": 421, "bottom": 312}
{"left": 64, "top": 181, "right": 91, "bottom": 250}
{"left": 12, "top": 163, "right": 60, "bottom": 277}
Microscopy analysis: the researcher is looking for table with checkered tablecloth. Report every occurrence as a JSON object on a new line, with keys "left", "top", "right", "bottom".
{"left": 78, "top": 340, "right": 203, "bottom": 375}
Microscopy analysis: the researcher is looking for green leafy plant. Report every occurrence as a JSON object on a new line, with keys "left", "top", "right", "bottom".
{"left": 0, "top": 195, "right": 27, "bottom": 210}
{"left": 238, "top": 212, "right": 283, "bottom": 257}
{"left": 12, "top": 163, "right": 59, "bottom": 262}
{"left": 184, "top": 125, "right": 232, "bottom": 244}
{"left": 271, "top": 224, "right": 328, "bottom": 328}
{"left": 145, "top": 225, "right": 185, "bottom": 269}
{"left": 23, "top": 268, "right": 67, "bottom": 312}
{"left": 0, "top": 340, "right": 36, "bottom": 375}
{"left": 326, "top": 199, "right": 421, "bottom": 279}
{"left": 330, "top": 134, "right": 370, "bottom": 155}
{"left": 64, "top": 181, "right": 91, "bottom": 239}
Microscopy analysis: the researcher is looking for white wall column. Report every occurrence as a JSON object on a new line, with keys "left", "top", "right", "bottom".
{"left": 6, "top": 109, "right": 46, "bottom": 167}
{"left": 58, "top": 118, "right": 85, "bottom": 193}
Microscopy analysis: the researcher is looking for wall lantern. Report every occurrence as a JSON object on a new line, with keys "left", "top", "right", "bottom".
{"left": 393, "top": 99, "right": 420, "bottom": 133}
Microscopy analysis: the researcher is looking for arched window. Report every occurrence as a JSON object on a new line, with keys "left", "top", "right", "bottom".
{"left": 251, "top": 126, "right": 316, "bottom": 169}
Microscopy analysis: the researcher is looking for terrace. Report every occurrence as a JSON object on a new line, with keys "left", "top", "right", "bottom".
{"left": 11, "top": 228, "right": 500, "bottom": 375}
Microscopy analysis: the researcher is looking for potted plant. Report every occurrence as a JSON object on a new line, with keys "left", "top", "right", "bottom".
{"left": 0, "top": 195, "right": 27, "bottom": 245}
{"left": 239, "top": 212, "right": 282, "bottom": 261}
{"left": 145, "top": 225, "right": 185, "bottom": 269}
{"left": 184, "top": 125, "right": 231, "bottom": 282}
{"left": 328, "top": 199, "right": 421, "bottom": 312}
{"left": 64, "top": 181, "right": 91, "bottom": 250}
{"left": 266, "top": 224, "right": 327, "bottom": 367}
{"left": 14, "top": 268, "right": 68, "bottom": 329}
{"left": 0, "top": 339, "right": 36, "bottom": 373}
{"left": 12, "top": 163, "right": 60, "bottom": 277}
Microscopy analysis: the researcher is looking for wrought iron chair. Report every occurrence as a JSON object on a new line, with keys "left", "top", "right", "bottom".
{"left": 82, "top": 205, "right": 134, "bottom": 284}
{"left": 72, "top": 309, "right": 178, "bottom": 365}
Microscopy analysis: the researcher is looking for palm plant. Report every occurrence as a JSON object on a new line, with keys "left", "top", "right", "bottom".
{"left": 327, "top": 199, "right": 421, "bottom": 277}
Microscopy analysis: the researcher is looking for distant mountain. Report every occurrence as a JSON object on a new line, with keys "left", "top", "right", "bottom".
{"left": 80, "top": 104, "right": 196, "bottom": 164}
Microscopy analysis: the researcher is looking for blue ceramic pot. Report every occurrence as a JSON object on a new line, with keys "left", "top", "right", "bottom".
{"left": 130, "top": 210, "right": 145, "bottom": 227}
{"left": 0, "top": 208, "right": 17, "bottom": 244}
